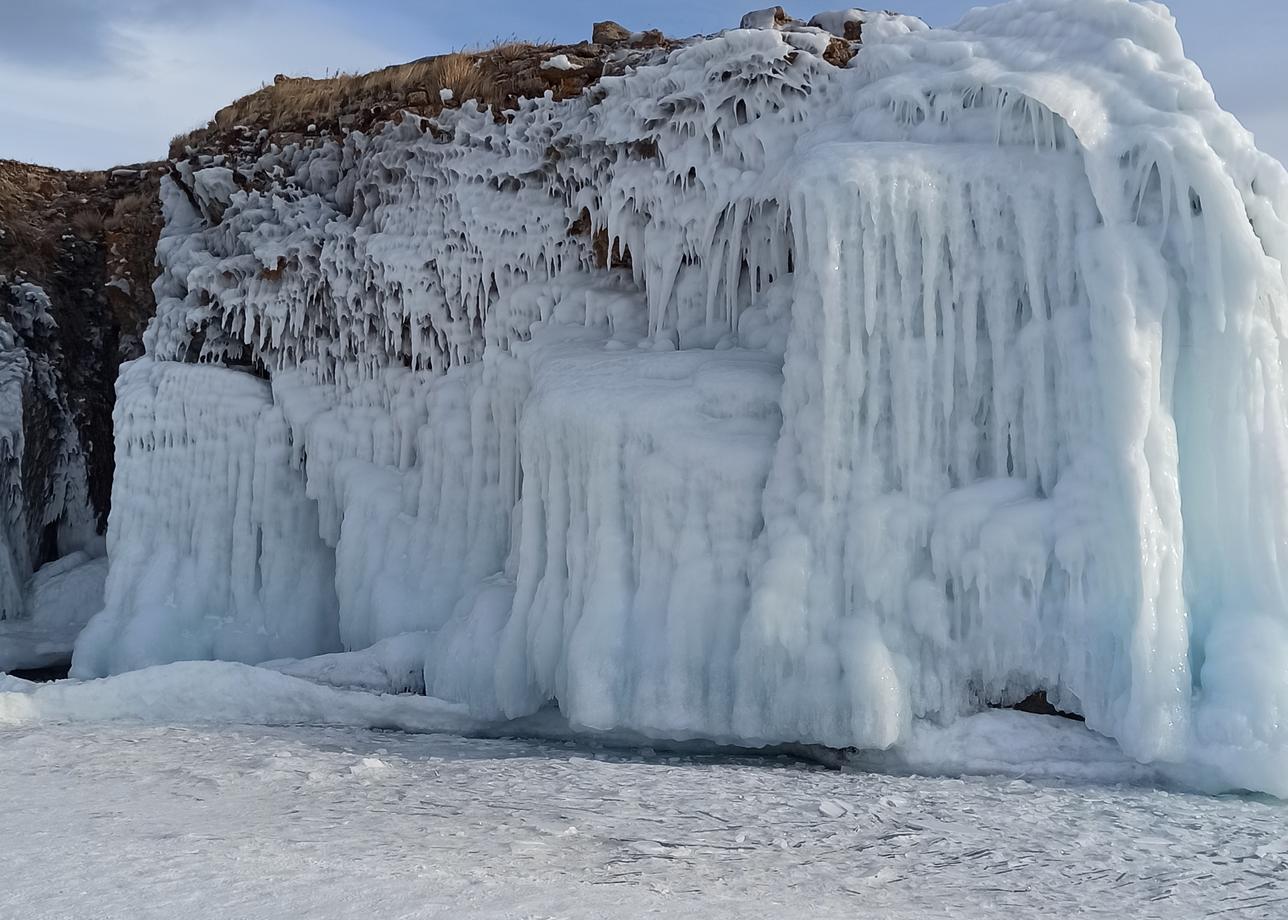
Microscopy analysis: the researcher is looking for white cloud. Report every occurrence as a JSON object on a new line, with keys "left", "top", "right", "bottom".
{"left": 0, "top": 2, "right": 416, "bottom": 168}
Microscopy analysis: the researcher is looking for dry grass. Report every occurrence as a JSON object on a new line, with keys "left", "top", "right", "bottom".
{"left": 171, "top": 37, "right": 591, "bottom": 158}
{"left": 210, "top": 51, "right": 495, "bottom": 135}
{"left": 70, "top": 208, "right": 104, "bottom": 238}
{"left": 105, "top": 192, "right": 148, "bottom": 231}
{"left": 0, "top": 161, "right": 61, "bottom": 274}
{"left": 0, "top": 160, "right": 161, "bottom": 287}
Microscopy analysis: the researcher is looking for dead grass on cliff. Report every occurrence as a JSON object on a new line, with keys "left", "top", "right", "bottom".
{"left": 70, "top": 208, "right": 104, "bottom": 239}
{"left": 173, "top": 39, "right": 574, "bottom": 158}
{"left": 210, "top": 51, "right": 497, "bottom": 135}
{"left": 105, "top": 192, "right": 149, "bottom": 231}
{"left": 0, "top": 162, "right": 58, "bottom": 275}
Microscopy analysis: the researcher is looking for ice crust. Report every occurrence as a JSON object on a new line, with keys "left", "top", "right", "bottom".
{"left": 68, "top": 1, "right": 1288, "bottom": 795}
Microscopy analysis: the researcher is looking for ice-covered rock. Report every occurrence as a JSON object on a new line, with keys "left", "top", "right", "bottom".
{"left": 809, "top": 9, "right": 929, "bottom": 41}
{"left": 0, "top": 283, "right": 101, "bottom": 622}
{"left": 70, "top": 0, "right": 1288, "bottom": 795}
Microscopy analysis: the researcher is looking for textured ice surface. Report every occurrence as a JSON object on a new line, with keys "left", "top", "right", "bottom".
{"left": 72, "top": 0, "right": 1288, "bottom": 795}
{"left": 71, "top": 360, "right": 340, "bottom": 676}
{"left": 1, "top": 718, "right": 1286, "bottom": 919}
{"left": 260, "top": 631, "right": 434, "bottom": 694}
{"left": 0, "top": 551, "right": 107, "bottom": 672}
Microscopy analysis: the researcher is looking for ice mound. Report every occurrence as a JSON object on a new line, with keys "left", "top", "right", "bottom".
{"left": 1, "top": 660, "right": 479, "bottom": 734}
{"left": 0, "top": 551, "right": 107, "bottom": 672}
{"left": 68, "top": 0, "right": 1288, "bottom": 795}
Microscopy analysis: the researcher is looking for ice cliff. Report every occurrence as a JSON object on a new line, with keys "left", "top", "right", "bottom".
{"left": 68, "top": 1, "right": 1288, "bottom": 795}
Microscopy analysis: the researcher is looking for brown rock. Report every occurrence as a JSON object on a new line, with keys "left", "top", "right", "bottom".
{"left": 822, "top": 37, "right": 855, "bottom": 67}
{"left": 739, "top": 7, "right": 793, "bottom": 30}
{"left": 632, "top": 29, "right": 666, "bottom": 48}
{"left": 592, "top": 21, "right": 631, "bottom": 44}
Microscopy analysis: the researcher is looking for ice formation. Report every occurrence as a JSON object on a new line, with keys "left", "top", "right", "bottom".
{"left": 0, "top": 280, "right": 101, "bottom": 625}
{"left": 72, "top": 360, "right": 338, "bottom": 676}
{"left": 0, "top": 551, "right": 107, "bottom": 672}
{"left": 68, "top": 0, "right": 1288, "bottom": 795}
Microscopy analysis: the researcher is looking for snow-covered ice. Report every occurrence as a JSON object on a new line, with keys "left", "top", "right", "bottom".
{"left": 53, "top": 0, "right": 1288, "bottom": 797}
{"left": 260, "top": 631, "right": 434, "bottom": 694}
{"left": 0, "top": 714, "right": 1284, "bottom": 919}
{"left": 0, "top": 660, "right": 484, "bottom": 734}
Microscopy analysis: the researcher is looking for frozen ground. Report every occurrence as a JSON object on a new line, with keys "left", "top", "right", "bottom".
{"left": 0, "top": 717, "right": 1284, "bottom": 919}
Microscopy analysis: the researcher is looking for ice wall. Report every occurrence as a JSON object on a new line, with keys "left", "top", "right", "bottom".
{"left": 72, "top": 359, "right": 339, "bottom": 675}
{"left": 74, "top": 0, "right": 1288, "bottom": 794}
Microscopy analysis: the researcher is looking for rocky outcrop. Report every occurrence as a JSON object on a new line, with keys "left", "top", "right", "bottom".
{"left": 0, "top": 159, "right": 162, "bottom": 614}
{"left": 169, "top": 30, "right": 686, "bottom": 168}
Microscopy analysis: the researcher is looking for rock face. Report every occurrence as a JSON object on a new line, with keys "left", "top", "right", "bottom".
{"left": 591, "top": 21, "right": 632, "bottom": 44}
{"left": 169, "top": 34, "right": 683, "bottom": 167}
{"left": 0, "top": 159, "right": 161, "bottom": 617}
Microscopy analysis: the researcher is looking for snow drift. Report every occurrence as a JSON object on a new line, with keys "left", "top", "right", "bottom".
{"left": 63, "top": 1, "right": 1288, "bottom": 795}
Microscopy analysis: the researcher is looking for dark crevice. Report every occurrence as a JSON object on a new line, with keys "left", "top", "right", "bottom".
{"left": 1001, "top": 690, "right": 1085, "bottom": 722}
{"left": 9, "top": 663, "right": 70, "bottom": 683}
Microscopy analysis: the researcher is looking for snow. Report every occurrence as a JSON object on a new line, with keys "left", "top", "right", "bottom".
{"left": 261, "top": 631, "right": 434, "bottom": 694}
{"left": 1, "top": 717, "right": 1286, "bottom": 919}
{"left": 540, "top": 54, "right": 581, "bottom": 72}
{"left": 64, "top": 0, "right": 1288, "bottom": 796}
{"left": 0, "top": 673, "right": 35, "bottom": 693}
{"left": 739, "top": 8, "right": 786, "bottom": 30}
{"left": 809, "top": 9, "right": 929, "bottom": 41}
{"left": 1, "top": 660, "right": 481, "bottom": 734}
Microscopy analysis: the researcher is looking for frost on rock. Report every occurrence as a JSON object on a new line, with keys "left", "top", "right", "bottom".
{"left": 71, "top": 0, "right": 1288, "bottom": 795}
{"left": 809, "top": 9, "right": 929, "bottom": 41}
{"left": 0, "top": 280, "right": 99, "bottom": 625}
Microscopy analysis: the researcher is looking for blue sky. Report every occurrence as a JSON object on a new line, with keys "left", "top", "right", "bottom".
{"left": 0, "top": 0, "right": 1284, "bottom": 169}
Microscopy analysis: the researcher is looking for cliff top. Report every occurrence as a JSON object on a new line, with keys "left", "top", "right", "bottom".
{"left": 169, "top": 23, "right": 681, "bottom": 162}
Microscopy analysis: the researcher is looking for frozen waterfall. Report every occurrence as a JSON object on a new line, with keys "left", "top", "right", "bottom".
{"left": 69, "top": 0, "right": 1288, "bottom": 796}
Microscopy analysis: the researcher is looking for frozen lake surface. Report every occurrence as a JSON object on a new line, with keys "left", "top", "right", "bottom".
{"left": 1, "top": 720, "right": 1284, "bottom": 919}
